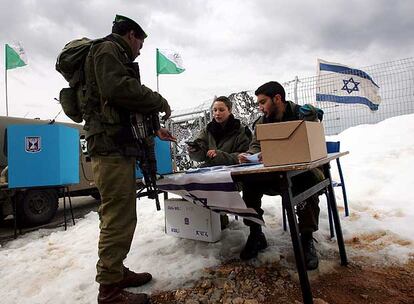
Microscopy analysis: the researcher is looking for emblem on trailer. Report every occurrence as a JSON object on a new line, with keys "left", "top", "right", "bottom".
{"left": 25, "top": 136, "right": 41, "bottom": 153}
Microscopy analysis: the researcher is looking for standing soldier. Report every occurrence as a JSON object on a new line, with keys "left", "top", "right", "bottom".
{"left": 83, "top": 15, "right": 175, "bottom": 304}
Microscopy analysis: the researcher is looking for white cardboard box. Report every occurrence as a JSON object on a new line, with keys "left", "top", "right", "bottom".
{"left": 164, "top": 198, "right": 221, "bottom": 242}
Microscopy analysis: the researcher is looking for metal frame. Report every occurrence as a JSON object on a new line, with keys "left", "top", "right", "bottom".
{"left": 281, "top": 161, "right": 348, "bottom": 304}
{"left": 62, "top": 186, "right": 75, "bottom": 231}
{"left": 232, "top": 153, "right": 348, "bottom": 304}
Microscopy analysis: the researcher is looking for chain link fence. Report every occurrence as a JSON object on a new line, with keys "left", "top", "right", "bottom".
{"left": 284, "top": 57, "right": 414, "bottom": 135}
{"left": 167, "top": 57, "right": 414, "bottom": 170}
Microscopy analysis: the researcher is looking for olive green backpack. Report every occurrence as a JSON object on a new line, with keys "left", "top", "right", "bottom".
{"left": 55, "top": 37, "right": 104, "bottom": 123}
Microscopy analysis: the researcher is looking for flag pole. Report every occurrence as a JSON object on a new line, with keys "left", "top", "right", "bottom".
{"left": 4, "top": 45, "right": 8, "bottom": 116}
{"left": 156, "top": 48, "right": 159, "bottom": 92}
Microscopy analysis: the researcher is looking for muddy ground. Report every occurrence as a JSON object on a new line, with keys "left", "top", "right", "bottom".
{"left": 151, "top": 255, "right": 414, "bottom": 304}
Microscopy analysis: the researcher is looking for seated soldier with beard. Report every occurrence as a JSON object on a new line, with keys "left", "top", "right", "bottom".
{"left": 238, "top": 81, "right": 324, "bottom": 270}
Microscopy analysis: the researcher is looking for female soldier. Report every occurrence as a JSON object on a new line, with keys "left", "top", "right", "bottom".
{"left": 188, "top": 96, "right": 251, "bottom": 167}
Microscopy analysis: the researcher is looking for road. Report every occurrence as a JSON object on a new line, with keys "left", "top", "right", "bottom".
{"left": 0, "top": 195, "right": 99, "bottom": 244}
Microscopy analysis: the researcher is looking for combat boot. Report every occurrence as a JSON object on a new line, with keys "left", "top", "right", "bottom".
{"left": 301, "top": 232, "right": 319, "bottom": 270}
{"left": 98, "top": 284, "right": 149, "bottom": 304}
{"left": 117, "top": 266, "right": 152, "bottom": 289}
{"left": 240, "top": 231, "right": 268, "bottom": 260}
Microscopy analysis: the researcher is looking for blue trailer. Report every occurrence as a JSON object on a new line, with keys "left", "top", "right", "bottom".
{"left": 0, "top": 116, "right": 174, "bottom": 227}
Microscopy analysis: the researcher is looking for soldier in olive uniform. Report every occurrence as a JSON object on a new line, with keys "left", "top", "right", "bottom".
{"left": 188, "top": 96, "right": 251, "bottom": 167}
{"left": 83, "top": 15, "right": 175, "bottom": 304}
{"left": 188, "top": 96, "right": 251, "bottom": 229}
{"left": 238, "top": 81, "right": 324, "bottom": 270}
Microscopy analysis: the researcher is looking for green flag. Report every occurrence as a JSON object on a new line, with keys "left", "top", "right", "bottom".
{"left": 156, "top": 48, "right": 185, "bottom": 75}
{"left": 5, "top": 43, "right": 27, "bottom": 70}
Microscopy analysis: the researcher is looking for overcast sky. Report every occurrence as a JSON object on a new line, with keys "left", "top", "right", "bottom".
{"left": 1, "top": 0, "right": 413, "bottom": 121}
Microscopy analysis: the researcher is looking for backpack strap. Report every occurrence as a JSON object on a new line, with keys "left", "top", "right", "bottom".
{"left": 103, "top": 35, "right": 131, "bottom": 62}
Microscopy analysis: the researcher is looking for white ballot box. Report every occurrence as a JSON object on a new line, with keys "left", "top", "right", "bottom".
{"left": 164, "top": 198, "right": 221, "bottom": 242}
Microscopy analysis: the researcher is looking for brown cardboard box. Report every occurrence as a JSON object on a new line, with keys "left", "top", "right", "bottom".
{"left": 256, "top": 120, "right": 327, "bottom": 166}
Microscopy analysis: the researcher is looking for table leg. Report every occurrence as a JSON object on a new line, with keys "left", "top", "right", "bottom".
{"left": 280, "top": 173, "right": 314, "bottom": 304}
{"left": 63, "top": 189, "right": 67, "bottom": 231}
{"left": 12, "top": 194, "right": 18, "bottom": 239}
{"left": 323, "top": 164, "right": 348, "bottom": 266}
{"left": 282, "top": 205, "right": 287, "bottom": 231}
{"left": 66, "top": 187, "right": 75, "bottom": 226}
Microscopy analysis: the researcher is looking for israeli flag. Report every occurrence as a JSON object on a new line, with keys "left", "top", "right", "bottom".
{"left": 316, "top": 59, "right": 381, "bottom": 111}
{"left": 157, "top": 167, "right": 265, "bottom": 226}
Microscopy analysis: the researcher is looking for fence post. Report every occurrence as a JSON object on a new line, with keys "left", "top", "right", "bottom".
{"left": 294, "top": 76, "right": 299, "bottom": 104}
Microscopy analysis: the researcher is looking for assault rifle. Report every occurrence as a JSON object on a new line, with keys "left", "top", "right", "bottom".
{"left": 130, "top": 113, "right": 162, "bottom": 210}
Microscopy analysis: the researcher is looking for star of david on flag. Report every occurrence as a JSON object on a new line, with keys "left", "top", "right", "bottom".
{"left": 316, "top": 59, "right": 381, "bottom": 111}
{"left": 342, "top": 77, "right": 360, "bottom": 93}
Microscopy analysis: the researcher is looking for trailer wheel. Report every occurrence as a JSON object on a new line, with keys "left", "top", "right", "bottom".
{"left": 17, "top": 189, "right": 59, "bottom": 227}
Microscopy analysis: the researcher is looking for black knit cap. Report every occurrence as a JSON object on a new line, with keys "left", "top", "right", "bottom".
{"left": 113, "top": 14, "right": 147, "bottom": 39}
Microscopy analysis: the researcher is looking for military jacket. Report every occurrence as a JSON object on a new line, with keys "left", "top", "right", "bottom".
{"left": 83, "top": 33, "right": 169, "bottom": 156}
{"left": 189, "top": 116, "right": 251, "bottom": 167}
{"left": 247, "top": 100, "right": 319, "bottom": 154}
{"left": 247, "top": 100, "right": 324, "bottom": 181}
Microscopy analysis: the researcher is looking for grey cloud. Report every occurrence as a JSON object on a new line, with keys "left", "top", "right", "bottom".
{"left": 239, "top": 0, "right": 414, "bottom": 58}
{"left": 1, "top": 0, "right": 98, "bottom": 61}
{"left": 0, "top": 0, "right": 209, "bottom": 61}
{"left": 1, "top": 0, "right": 413, "bottom": 72}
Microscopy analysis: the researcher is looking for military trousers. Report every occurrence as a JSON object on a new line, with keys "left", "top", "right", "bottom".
{"left": 91, "top": 155, "right": 137, "bottom": 284}
{"left": 241, "top": 169, "right": 323, "bottom": 234}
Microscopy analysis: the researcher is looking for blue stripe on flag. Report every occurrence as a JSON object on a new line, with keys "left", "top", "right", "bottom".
{"left": 316, "top": 93, "right": 379, "bottom": 111}
{"left": 319, "top": 63, "right": 379, "bottom": 88}
{"left": 158, "top": 182, "right": 237, "bottom": 192}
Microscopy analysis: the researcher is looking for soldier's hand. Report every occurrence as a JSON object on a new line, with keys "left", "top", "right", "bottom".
{"left": 156, "top": 128, "right": 176, "bottom": 142}
{"left": 238, "top": 153, "right": 250, "bottom": 163}
{"left": 206, "top": 149, "right": 217, "bottom": 158}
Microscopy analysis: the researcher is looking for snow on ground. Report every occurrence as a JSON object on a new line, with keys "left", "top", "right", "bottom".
{"left": 0, "top": 114, "right": 413, "bottom": 304}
